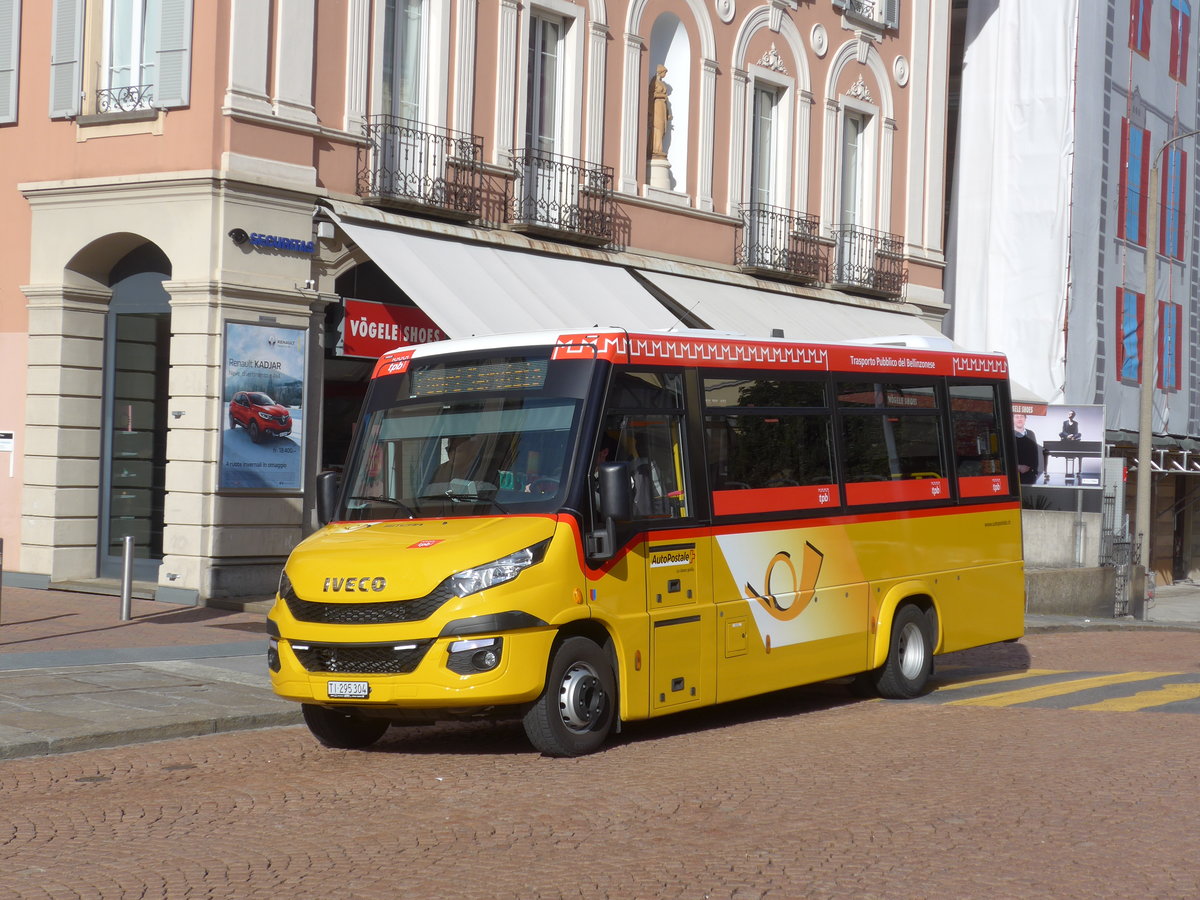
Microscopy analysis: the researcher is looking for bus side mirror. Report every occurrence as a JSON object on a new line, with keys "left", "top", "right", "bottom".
{"left": 597, "top": 462, "right": 632, "bottom": 521}
{"left": 588, "top": 462, "right": 631, "bottom": 560}
{"left": 315, "top": 470, "right": 341, "bottom": 526}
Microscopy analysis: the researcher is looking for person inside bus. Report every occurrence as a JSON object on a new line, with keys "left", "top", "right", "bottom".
{"left": 1012, "top": 413, "right": 1040, "bottom": 485}
{"left": 431, "top": 435, "right": 480, "bottom": 486}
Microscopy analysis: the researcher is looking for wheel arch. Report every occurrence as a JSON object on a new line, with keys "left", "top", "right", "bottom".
{"left": 870, "top": 583, "right": 941, "bottom": 670}
{"left": 549, "top": 620, "right": 624, "bottom": 726}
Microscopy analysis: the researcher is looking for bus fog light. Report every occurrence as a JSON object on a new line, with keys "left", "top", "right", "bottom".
{"left": 267, "top": 638, "right": 281, "bottom": 672}
{"left": 447, "top": 637, "right": 503, "bottom": 674}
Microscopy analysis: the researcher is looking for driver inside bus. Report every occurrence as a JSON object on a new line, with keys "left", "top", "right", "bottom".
{"left": 431, "top": 435, "right": 480, "bottom": 486}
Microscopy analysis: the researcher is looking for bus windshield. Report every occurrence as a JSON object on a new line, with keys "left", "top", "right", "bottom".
{"left": 337, "top": 353, "right": 594, "bottom": 520}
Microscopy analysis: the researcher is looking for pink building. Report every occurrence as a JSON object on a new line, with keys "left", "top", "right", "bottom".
{"left": 0, "top": 0, "right": 952, "bottom": 603}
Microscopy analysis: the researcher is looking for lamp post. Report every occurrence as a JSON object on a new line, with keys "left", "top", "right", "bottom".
{"left": 1134, "top": 129, "right": 1200, "bottom": 579}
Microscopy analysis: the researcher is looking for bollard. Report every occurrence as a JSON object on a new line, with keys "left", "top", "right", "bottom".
{"left": 120, "top": 535, "right": 134, "bottom": 621}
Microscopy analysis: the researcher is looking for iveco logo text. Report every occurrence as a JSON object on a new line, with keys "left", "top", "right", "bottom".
{"left": 323, "top": 576, "right": 387, "bottom": 592}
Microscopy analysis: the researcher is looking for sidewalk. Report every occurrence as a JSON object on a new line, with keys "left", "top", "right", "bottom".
{"left": 2, "top": 580, "right": 1200, "bottom": 761}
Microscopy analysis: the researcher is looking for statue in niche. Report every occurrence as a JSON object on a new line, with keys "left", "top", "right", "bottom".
{"left": 648, "top": 65, "right": 672, "bottom": 160}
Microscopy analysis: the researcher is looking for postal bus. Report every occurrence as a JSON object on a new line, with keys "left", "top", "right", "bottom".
{"left": 268, "top": 328, "right": 1024, "bottom": 756}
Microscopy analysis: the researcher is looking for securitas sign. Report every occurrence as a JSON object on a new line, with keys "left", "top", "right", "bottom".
{"left": 340, "top": 298, "right": 446, "bottom": 358}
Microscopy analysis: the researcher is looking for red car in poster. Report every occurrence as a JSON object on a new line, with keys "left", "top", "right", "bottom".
{"left": 229, "top": 391, "right": 292, "bottom": 443}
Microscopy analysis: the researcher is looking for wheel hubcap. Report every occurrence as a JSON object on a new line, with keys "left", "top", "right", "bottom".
{"left": 558, "top": 662, "right": 605, "bottom": 732}
{"left": 898, "top": 621, "right": 927, "bottom": 680}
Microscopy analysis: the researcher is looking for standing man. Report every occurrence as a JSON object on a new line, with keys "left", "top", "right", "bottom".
{"left": 1013, "top": 413, "right": 1040, "bottom": 485}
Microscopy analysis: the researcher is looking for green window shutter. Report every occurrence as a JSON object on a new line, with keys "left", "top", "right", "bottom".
{"left": 0, "top": 0, "right": 19, "bottom": 124}
{"left": 49, "top": 0, "right": 81, "bottom": 118}
{"left": 156, "top": 0, "right": 192, "bottom": 108}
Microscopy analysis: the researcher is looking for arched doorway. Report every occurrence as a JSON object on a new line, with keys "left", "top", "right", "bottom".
{"left": 98, "top": 244, "right": 172, "bottom": 579}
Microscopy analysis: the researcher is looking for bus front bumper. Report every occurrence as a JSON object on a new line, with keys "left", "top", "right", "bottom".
{"left": 268, "top": 628, "right": 557, "bottom": 710}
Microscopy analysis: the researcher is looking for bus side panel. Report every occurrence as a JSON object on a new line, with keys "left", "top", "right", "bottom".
{"left": 586, "top": 539, "right": 653, "bottom": 723}
{"left": 935, "top": 561, "right": 1025, "bottom": 653}
{"left": 646, "top": 536, "right": 716, "bottom": 715}
{"left": 711, "top": 523, "right": 871, "bottom": 704}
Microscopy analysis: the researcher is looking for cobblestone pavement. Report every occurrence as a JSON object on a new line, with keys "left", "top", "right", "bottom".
{"left": 1, "top": 630, "right": 1198, "bottom": 899}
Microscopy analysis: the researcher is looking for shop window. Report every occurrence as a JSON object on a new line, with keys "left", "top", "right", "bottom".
{"left": 49, "top": 0, "right": 192, "bottom": 118}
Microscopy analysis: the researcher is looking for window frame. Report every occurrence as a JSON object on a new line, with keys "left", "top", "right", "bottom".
{"left": 0, "top": 0, "right": 20, "bottom": 124}
{"left": 1116, "top": 287, "right": 1145, "bottom": 385}
{"left": 1131, "top": 0, "right": 1153, "bottom": 56}
{"left": 1161, "top": 146, "right": 1187, "bottom": 260}
{"left": 1118, "top": 118, "right": 1150, "bottom": 246}
{"left": 1158, "top": 300, "right": 1182, "bottom": 391}
{"left": 1170, "top": 0, "right": 1191, "bottom": 81}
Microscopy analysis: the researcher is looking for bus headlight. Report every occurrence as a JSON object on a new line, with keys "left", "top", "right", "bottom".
{"left": 450, "top": 539, "right": 550, "bottom": 597}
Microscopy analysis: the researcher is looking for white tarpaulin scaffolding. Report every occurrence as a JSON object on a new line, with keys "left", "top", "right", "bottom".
{"left": 324, "top": 208, "right": 683, "bottom": 337}
{"left": 639, "top": 271, "right": 948, "bottom": 343}
{"left": 946, "top": 0, "right": 1077, "bottom": 405}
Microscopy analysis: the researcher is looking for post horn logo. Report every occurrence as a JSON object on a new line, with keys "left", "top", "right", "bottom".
{"left": 743, "top": 542, "right": 825, "bottom": 621}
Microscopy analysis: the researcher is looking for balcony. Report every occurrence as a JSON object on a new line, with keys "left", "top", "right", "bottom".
{"left": 736, "top": 204, "right": 823, "bottom": 283}
{"left": 830, "top": 224, "right": 905, "bottom": 298}
{"left": 96, "top": 84, "right": 155, "bottom": 113}
{"left": 359, "top": 116, "right": 484, "bottom": 221}
{"left": 508, "top": 148, "right": 615, "bottom": 246}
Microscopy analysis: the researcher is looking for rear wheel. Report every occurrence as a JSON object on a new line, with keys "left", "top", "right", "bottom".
{"left": 523, "top": 636, "right": 616, "bottom": 757}
{"left": 301, "top": 704, "right": 389, "bottom": 749}
{"left": 874, "top": 605, "right": 934, "bottom": 699}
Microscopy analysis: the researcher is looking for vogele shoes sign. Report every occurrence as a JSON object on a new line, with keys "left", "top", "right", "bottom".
{"left": 341, "top": 298, "right": 446, "bottom": 358}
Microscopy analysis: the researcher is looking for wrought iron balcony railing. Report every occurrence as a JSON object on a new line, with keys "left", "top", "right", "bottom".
{"left": 360, "top": 116, "right": 484, "bottom": 220}
{"left": 736, "top": 204, "right": 823, "bottom": 283}
{"left": 830, "top": 224, "right": 905, "bottom": 298}
{"left": 96, "top": 84, "right": 154, "bottom": 113}
{"left": 508, "top": 148, "right": 615, "bottom": 246}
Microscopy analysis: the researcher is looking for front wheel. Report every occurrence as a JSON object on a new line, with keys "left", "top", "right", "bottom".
{"left": 248, "top": 420, "right": 262, "bottom": 443}
{"left": 301, "top": 704, "right": 389, "bottom": 749}
{"left": 523, "top": 636, "right": 616, "bottom": 757}
{"left": 874, "top": 605, "right": 934, "bottom": 699}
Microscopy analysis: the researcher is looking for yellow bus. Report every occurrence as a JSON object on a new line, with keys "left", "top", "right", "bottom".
{"left": 268, "top": 329, "right": 1024, "bottom": 756}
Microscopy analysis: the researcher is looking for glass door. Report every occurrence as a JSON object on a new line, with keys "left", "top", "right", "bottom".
{"left": 99, "top": 273, "right": 171, "bottom": 580}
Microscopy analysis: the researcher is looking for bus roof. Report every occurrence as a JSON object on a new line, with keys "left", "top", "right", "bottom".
{"left": 371, "top": 328, "right": 1009, "bottom": 381}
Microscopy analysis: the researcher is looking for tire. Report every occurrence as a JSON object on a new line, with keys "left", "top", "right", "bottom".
{"left": 523, "top": 636, "right": 616, "bottom": 757}
{"left": 248, "top": 420, "right": 262, "bottom": 444}
{"left": 301, "top": 704, "right": 389, "bottom": 750}
{"left": 229, "top": 412, "right": 237, "bottom": 430}
{"left": 874, "top": 605, "right": 934, "bottom": 699}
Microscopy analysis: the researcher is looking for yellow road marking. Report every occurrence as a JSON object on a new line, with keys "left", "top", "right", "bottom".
{"left": 933, "top": 669, "right": 1067, "bottom": 692}
{"left": 1074, "top": 682, "right": 1200, "bottom": 711}
{"left": 944, "top": 671, "right": 1180, "bottom": 708}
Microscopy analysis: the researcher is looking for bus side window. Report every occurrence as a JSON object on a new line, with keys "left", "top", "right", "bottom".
{"left": 593, "top": 370, "right": 689, "bottom": 522}
{"left": 949, "top": 382, "right": 1012, "bottom": 497}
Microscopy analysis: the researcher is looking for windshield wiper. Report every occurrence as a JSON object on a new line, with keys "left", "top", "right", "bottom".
{"left": 417, "top": 489, "right": 508, "bottom": 514}
{"left": 345, "top": 494, "right": 416, "bottom": 519}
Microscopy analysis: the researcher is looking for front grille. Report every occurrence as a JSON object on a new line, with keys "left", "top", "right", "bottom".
{"left": 292, "top": 640, "right": 434, "bottom": 675}
{"left": 285, "top": 582, "right": 455, "bottom": 624}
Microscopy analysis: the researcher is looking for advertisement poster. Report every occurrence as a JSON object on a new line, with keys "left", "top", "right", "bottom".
{"left": 219, "top": 321, "right": 306, "bottom": 491}
{"left": 1013, "top": 404, "right": 1105, "bottom": 490}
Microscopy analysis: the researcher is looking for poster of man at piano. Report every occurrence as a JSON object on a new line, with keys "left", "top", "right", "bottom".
{"left": 1011, "top": 404, "right": 1104, "bottom": 489}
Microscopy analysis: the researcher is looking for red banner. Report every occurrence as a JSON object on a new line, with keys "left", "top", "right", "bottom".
{"left": 340, "top": 298, "right": 445, "bottom": 359}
